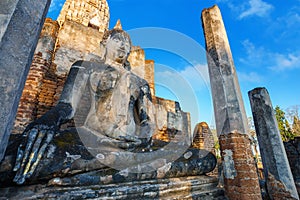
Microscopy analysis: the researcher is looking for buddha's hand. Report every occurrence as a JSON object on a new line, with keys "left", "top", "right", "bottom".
{"left": 118, "top": 135, "right": 142, "bottom": 150}
{"left": 13, "top": 103, "right": 72, "bottom": 184}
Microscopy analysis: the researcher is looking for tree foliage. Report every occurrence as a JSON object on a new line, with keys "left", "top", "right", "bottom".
{"left": 274, "top": 106, "right": 295, "bottom": 142}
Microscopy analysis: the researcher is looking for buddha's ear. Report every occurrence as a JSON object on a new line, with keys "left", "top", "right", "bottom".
{"left": 99, "top": 41, "right": 106, "bottom": 60}
{"left": 124, "top": 60, "right": 131, "bottom": 71}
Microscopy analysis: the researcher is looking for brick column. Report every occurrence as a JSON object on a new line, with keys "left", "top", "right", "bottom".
{"left": 12, "top": 18, "right": 59, "bottom": 134}
{"left": 249, "top": 87, "right": 299, "bottom": 199}
{"left": 0, "top": 0, "right": 51, "bottom": 161}
{"left": 201, "top": 5, "right": 262, "bottom": 199}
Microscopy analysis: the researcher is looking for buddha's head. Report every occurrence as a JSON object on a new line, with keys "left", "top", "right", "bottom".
{"left": 101, "top": 20, "right": 132, "bottom": 68}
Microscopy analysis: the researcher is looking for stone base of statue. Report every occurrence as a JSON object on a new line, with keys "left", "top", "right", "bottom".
{"left": 0, "top": 130, "right": 226, "bottom": 199}
{"left": 0, "top": 175, "right": 226, "bottom": 199}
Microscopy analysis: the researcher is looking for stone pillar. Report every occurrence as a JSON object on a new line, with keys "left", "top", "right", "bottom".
{"left": 201, "top": 5, "right": 262, "bottom": 199}
{"left": 249, "top": 87, "right": 299, "bottom": 200}
{"left": 0, "top": 0, "right": 51, "bottom": 161}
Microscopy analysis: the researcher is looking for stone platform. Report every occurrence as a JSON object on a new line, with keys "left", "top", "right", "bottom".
{"left": 0, "top": 175, "right": 226, "bottom": 200}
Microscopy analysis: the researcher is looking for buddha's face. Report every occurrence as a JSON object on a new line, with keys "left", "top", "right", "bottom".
{"left": 105, "top": 32, "right": 131, "bottom": 65}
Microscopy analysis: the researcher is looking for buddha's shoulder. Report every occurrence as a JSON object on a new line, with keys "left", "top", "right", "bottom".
{"left": 72, "top": 60, "right": 115, "bottom": 72}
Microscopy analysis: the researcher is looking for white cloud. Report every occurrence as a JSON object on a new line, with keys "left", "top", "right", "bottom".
{"left": 240, "top": 39, "right": 300, "bottom": 72}
{"left": 239, "top": 0, "right": 273, "bottom": 19}
{"left": 217, "top": 0, "right": 273, "bottom": 19}
{"left": 155, "top": 63, "right": 210, "bottom": 94}
{"left": 271, "top": 53, "right": 300, "bottom": 71}
{"left": 179, "top": 64, "right": 210, "bottom": 91}
{"left": 154, "top": 63, "right": 213, "bottom": 129}
{"left": 216, "top": 0, "right": 245, "bottom": 14}
{"left": 240, "top": 40, "right": 265, "bottom": 66}
{"left": 284, "top": 12, "right": 300, "bottom": 27}
{"left": 267, "top": 8, "right": 300, "bottom": 44}
{"left": 237, "top": 71, "right": 262, "bottom": 83}
{"left": 240, "top": 5, "right": 300, "bottom": 71}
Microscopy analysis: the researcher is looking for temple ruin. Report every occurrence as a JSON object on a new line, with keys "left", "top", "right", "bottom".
{"left": 0, "top": 0, "right": 299, "bottom": 199}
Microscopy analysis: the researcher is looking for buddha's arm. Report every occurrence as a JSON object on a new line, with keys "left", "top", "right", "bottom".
{"left": 58, "top": 61, "right": 90, "bottom": 117}
{"left": 13, "top": 61, "right": 89, "bottom": 184}
{"left": 137, "top": 83, "right": 156, "bottom": 141}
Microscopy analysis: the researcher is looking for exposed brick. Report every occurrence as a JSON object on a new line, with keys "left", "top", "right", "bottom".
{"left": 12, "top": 19, "right": 59, "bottom": 135}
{"left": 219, "top": 132, "right": 262, "bottom": 200}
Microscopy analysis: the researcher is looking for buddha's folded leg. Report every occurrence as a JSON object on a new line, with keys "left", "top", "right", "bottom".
{"left": 48, "top": 147, "right": 217, "bottom": 186}
{"left": 1, "top": 127, "right": 217, "bottom": 186}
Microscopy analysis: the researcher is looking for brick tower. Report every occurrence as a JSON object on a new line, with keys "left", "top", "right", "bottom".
{"left": 57, "top": 0, "right": 109, "bottom": 33}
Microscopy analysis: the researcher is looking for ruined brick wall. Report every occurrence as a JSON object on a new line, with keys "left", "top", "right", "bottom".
{"left": 14, "top": 18, "right": 106, "bottom": 132}
{"left": 153, "top": 97, "right": 176, "bottom": 142}
{"left": 12, "top": 0, "right": 109, "bottom": 133}
{"left": 36, "top": 65, "right": 61, "bottom": 118}
{"left": 145, "top": 60, "right": 155, "bottom": 98}
{"left": 128, "top": 46, "right": 145, "bottom": 69}
{"left": 153, "top": 97, "right": 191, "bottom": 143}
{"left": 128, "top": 48, "right": 155, "bottom": 102}
{"left": 12, "top": 18, "right": 59, "bottom": 134}
{"left": 40, "top": 19, "right": 105, "bottom": 128}
{"left": 266, "top": 172, "right": 299, "bottom": 200}
{"left": 57, "top": 0, "right": 109, "bottom": 33}
{"left": 54, "top": 19, "right": 105, "bottom": 76}
{"left": 155, "top": 97, "right": 177, "bottom": 113}
{"left": 54, "top": 0, "right": 109, "bottom": 75}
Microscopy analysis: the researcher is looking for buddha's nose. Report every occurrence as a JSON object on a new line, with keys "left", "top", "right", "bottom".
{"left": 119, "top": 44, "right": 125, "bottom": 50}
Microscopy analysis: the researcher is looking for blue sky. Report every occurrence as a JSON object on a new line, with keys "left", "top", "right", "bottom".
{"left": 47, "top": 0, "right": 300, "bottom": 129}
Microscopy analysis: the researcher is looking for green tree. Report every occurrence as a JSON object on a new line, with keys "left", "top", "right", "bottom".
{"left": 275, "top": 106, "right": 294, "bottom": 141}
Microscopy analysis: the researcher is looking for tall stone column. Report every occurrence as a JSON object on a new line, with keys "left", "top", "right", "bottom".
{"left": 249, "top": 87, "right": 299, "bottom": 200}
{"left": 0, "top": 0, "right": 51, "bottom": 161}
{"left": 201, "top": 5, "right": 262, "bottom": 199}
